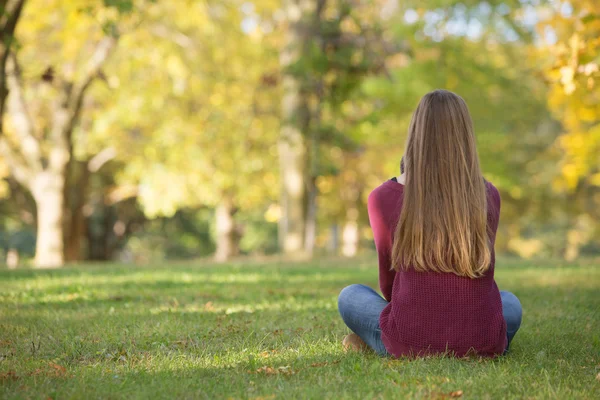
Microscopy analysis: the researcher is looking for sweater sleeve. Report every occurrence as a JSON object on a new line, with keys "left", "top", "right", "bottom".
{"left": 368, "top": 188, "right": 396, "bottom": 302}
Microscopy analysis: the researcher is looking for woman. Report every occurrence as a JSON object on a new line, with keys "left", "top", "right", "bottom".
{"left": 338, "top": 90, "right": 522, "bottom": 358}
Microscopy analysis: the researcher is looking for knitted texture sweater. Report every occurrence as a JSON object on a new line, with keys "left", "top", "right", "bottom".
{"left": 367, "top": 179, "right": 507, "bottom": 357}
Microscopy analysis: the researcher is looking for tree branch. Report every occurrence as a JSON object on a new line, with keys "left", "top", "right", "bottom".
{"left": 5, "top": 53, "right": 42, "bottom": 169}
{"left": 149, "top": 24, "right": 195, "bottom": 49}
{"left": 63, "top": 36, "right": 117, "bottom": 139}
{"left": 88, "top": 146, "right": 117, "bottom": 172}
{"left": 47, "top": 36, "right": 117, "bottom": 172}
{"left": 0, "top": 0, "right": 26, "bottom": 29}
{"left": 0, "top": 138, "right": 33, "bottom": 186}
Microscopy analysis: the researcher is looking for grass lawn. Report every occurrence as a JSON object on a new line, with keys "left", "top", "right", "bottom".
{"left": 0, "top": 257, "right": 599, "bottom": 399}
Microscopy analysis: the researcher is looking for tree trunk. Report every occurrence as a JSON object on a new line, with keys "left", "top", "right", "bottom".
{"left": 278, "top": 121, "right": 307, "bottom": 254}
{"left": 303, "top": 175, "right": 317, "bottom": 256}
{"left": 32, "top": 172, "right": 65, "bottom": 268}
{"left": 279, "top": 0, "right": 321, "bottom": 255}
{"left": 0, "top": 0, "right": 26, "bottom": 122}
{"left": 86, "top": 201, "right": 115, "bottom": 261}
{"left": 327, "top": 224, "right": 339, "bottom": 255}
{"left": 214, "top": 199, "right": 239, "bottom": 261}
{"left": 6, "top": 248, "right": 19, "bottom": 269}
{"left": 340, "top": 175, "right": 362, "bottom": 257}
{"left": 342, "top": 207, "right": 359, "bottom": 257}
{"left": 64, "top": 160, "right": 90, "bottom": 261}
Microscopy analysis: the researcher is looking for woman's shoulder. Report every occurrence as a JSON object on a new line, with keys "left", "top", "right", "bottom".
{"left": 483, "top": 179, "right": 502, "bottom": 214}
{"left": 369, "top": 178, "right": 403, "bottom": 199}
{"left": 484, "top": 179, "right": 501, "bottom": 199}
{"left": 368, "top": 179, "right": 404, "bottom": 215}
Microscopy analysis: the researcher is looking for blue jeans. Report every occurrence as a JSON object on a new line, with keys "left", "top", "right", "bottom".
{"left": 338, "top": 284, "right": 522, "bottom": 356}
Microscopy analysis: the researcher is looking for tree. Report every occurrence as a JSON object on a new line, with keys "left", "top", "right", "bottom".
{"left": 91, "top": 0, "right": 281, "bottom": 261}
{"left": 0, "top": 0, "right": 138, "bottom": 267}
{"left": 539, "top": 0, "right": 600, "bottom": 258}
{"left": 279, "top": 0, "right": 394, "bottom": 256}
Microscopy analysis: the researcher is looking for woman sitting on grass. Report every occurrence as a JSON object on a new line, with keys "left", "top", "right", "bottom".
{"left": 338, "top": 89, "right": 522, "bottom": 358}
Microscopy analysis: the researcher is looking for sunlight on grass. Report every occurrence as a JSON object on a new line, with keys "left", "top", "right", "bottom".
{"left": 148, "top": 297, "right": 337, "bottom": 315}
{"left": 0, "top": 259, "right": 598, "bottom": 399}
{"left": 497, "top": 266, "right": 599, "bottom": 289}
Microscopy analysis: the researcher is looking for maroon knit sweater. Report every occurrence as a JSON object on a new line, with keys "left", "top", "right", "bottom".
{"left": 368, "top": 179, "right": 507, "bottom": 358}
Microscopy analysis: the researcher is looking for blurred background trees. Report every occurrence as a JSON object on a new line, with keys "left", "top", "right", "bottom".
{"left": 0, "top": 0, "right": 598, "bottom": 267}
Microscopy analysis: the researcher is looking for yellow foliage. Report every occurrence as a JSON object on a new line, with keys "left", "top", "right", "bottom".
{"left": 541, "top": 0, "right": 600, "bottom": 191}
{"left": 508, "top": 237, "right": 544, "bottom": 259}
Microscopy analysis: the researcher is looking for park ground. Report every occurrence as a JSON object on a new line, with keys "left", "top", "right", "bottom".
{"left": 0, "top": 257, "right": 599, "bottom": 399}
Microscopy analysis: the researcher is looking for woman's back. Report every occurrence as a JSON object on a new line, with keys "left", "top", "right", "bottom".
{"left": 369, "top": 179, "right": 507, "bottom": 357}
{"left": 337, "top": 89, "right": 521, "bottom": 358}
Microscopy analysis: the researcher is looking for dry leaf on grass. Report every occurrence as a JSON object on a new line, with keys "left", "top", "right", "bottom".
{"left": 310, "top": 360, "right": 340, "bottom": 367}
{"left": 49, "top": 362, "right": 66, "bottom": 375}
{"left": 0, "top": 370, "right": 19, "bottom": 381}
{"left": 28, "top": 362, "right": 68, "bottom": 378}
{"left": 252, "top": 366, "right": 296, "bottom": 376}
{"left": 429, "top": 390, "right": 463, "bottom": 399}
{"left": 258, "top": 350, "right": 279, "bottom": 358}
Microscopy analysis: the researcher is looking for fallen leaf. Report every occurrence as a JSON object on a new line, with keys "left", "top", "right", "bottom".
{"left": 276, "top": 366, "right": 295, "bottom": 376}
{"left": 310, "top": 362, "right": 328, "bottom": 367}
{"left": 48, "top": 362, "right": 67, "bottom": 377}
{"left": 256, "top": 366, "right": 276, "bottom": 375}
{"left": 253, "top": 365, "right": 296, "bottom": 376}
{"left": 596, "top": 372, "right": 600, "bottom": 381}
{"left": 0, "top": 371, "right": 19, "bottom": 381}
{"left": 310, "top": 360, "right": 340, "bottom": 367}
{"left": 204, "top": 302, "right": 215, "bottom": 312}
{"left": 429, "top": 390, "right": 463, "bottom": 399}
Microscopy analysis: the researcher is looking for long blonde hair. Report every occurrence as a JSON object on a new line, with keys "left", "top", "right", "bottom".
{"left": 391, "top": 90, "right": 491, "bottom": 278}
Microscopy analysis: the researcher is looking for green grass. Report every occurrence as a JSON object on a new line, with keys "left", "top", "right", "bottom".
{"left": 0, "top": 258, "right": 599, "bottom": 399}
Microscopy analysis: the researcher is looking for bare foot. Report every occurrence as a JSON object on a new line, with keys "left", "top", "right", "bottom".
{"left": 342, "top": 333, "right": 368, "bottom": 352}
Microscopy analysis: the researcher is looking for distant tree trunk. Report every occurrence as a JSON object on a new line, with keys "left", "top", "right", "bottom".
{"left": 64, "top": 160, "right": 90, "bottom": 262}
{"left": 214, "top": 198, "right": 239, "bottom": 261}
{"left": 342, "top": 207, "right": 359, "bottom": 257}
{"left": 304, "top": 76, "right": 324, "bottom": 256}
{"left": 340, "top": 162, "right": 363, "bottom": 257}
{"left": 327, "top": 224, "right": 339, "bottom": 255}
{"left": 304, "top": 175, "right": 317, "bottom": 256}
{"left": 279, "top": 0, "right": 326, "bottom": 255}
{"left": 279, "top": 77, "right": 309, "bottom": 254}
{"left": 87, "top": 201, "right": 112, "bottom": 261}
{"left": 32, "top": 171, "right": 66, "bottom": 267}
{"left": 6, "top": 248, "right": 19, "bottom": 268}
